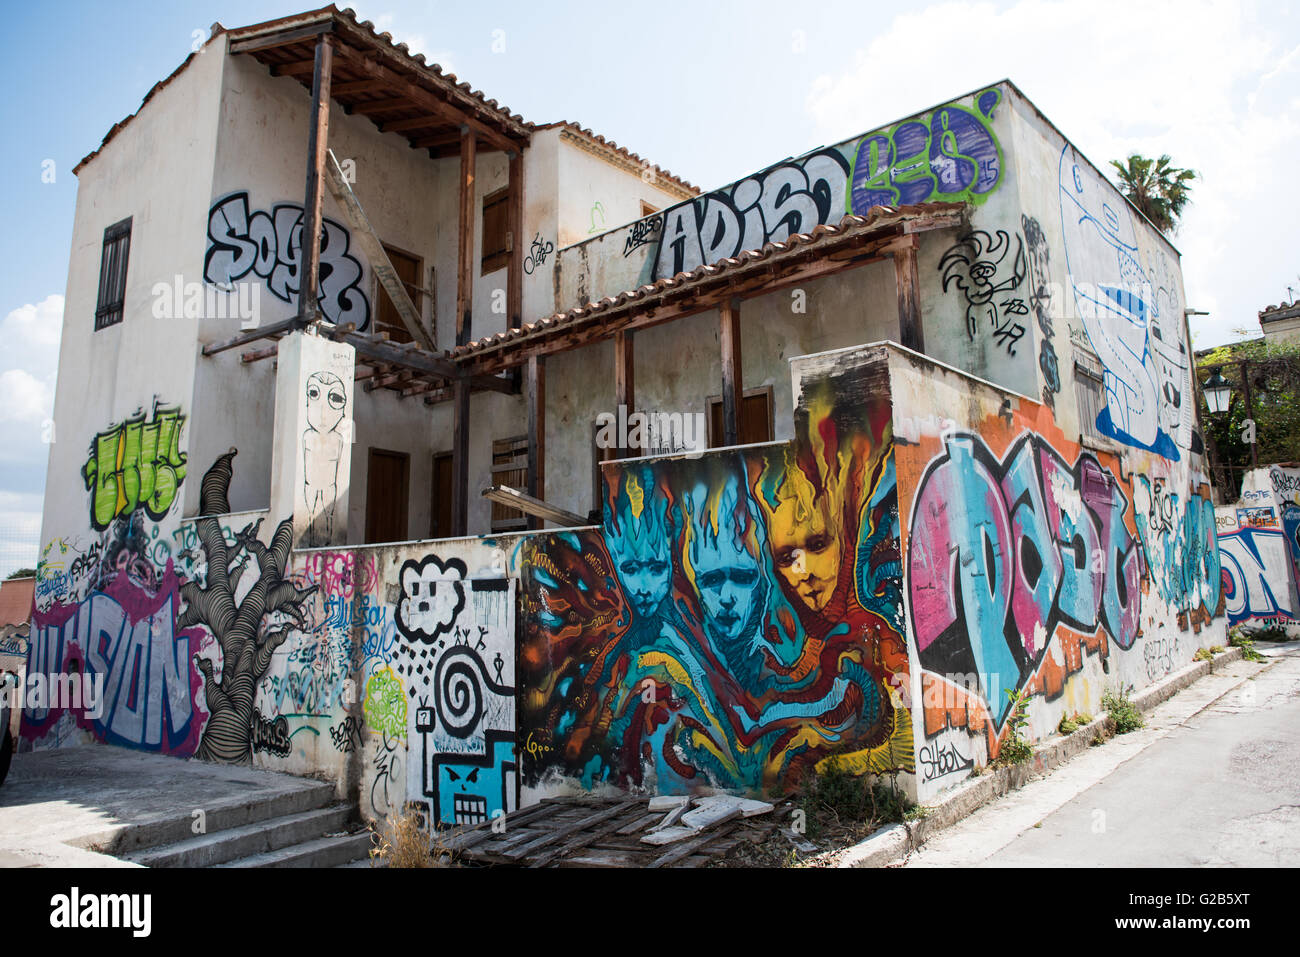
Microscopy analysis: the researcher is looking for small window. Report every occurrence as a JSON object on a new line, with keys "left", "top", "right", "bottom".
{"left": 708, "top": 386, "right": 774, "bottom": 448}
{"left": 481, "top": 188, "right": 509, "bottom": 275}
{"left": 1074, "top": 349, "right": 1108, "bottom": 443}
{"left": 95, "top": 217, "right": 132, "bottom": 330}
{"left": 489, "top": 435, "right": 529, "bottom": 532}
{"left": 374, "top": 244, "right": 423, "bottom": 345}
{"left": 640, "top": 201, "right": 659, "bottom": 217}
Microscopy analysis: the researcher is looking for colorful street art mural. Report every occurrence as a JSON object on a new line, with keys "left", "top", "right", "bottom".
{"left": 82, "top": 402, "right": 188, "bottom": 531}
{"left": 630, "top": 88, "right": 1004, "bottom": 283}
{"left": 1215, "top": 466, "right": 1300, "bottom": 626}
{"left": 517, "top": 359, "right": 913, "bottom": 797}
{"left": 393, "top": 554, "right": 518, "bottom": 827}
{"left": 1058, "top": 145, "right": 1193, "bottom": 459}
{"left": 896, "top": 378, "right": 1221, "bottom": 782}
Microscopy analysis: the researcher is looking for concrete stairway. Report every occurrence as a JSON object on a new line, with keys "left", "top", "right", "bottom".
{"left": 120, "top": 780, "right": 374, "bottom": 868}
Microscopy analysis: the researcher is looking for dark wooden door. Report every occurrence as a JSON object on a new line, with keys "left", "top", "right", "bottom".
{"left": 430, "top": 452, "right": 452, "bottom": 539}
{"left": 710, "top": 391, "right": 773, "bottom": 448}
{"left": 366, "top": 448, "right": 410, "bottom": 544}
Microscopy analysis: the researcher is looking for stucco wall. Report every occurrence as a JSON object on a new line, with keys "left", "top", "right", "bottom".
{"left": 1215, "top": 465, "right": 1300, "bottom": 628}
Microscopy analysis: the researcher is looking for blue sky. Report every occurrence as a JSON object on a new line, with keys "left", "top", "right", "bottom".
{"left": 1, "top": 0, "right": 1297, "bottom": 575}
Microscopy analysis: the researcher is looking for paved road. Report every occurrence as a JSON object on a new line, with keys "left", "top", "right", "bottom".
{"left": 899, "top": 646, "right": 1300, "bottom": 867}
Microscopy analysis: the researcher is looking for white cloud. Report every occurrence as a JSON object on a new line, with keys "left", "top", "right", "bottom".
{"left": 805, "top": 0, "right": 1298, "bottom": 347}
{"left": 0, "top": 295, "right": 61, "bottom": 455}
{"left": 0, "top": 490, "right": 44, "bottom": 577}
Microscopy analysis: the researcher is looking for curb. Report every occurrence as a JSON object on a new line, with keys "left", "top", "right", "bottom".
{"left": 838, "top": 646, "right": 1247, "bottom": 868}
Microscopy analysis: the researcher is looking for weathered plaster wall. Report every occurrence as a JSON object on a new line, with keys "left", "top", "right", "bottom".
{"left": 541, "top": 259, "right": 898, "bottom": 520}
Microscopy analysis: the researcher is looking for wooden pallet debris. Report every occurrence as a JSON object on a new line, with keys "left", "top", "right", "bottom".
{"left": 450, "top": 795, "right": 779, "bottom": 868}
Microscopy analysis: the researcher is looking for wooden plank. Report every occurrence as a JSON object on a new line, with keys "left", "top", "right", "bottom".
{"left": 614, "top": 330, "right": 634, "bottom": 459}
{"left": 481, "top": 485, "right": 588, "bottom": 528}
{"left": 329, "top": 40, "right": 525, "bottom": 154}
{"left": 502, "top": 800, "right": 641, "bottom": 861}
{"left": 719, "top": 297, "right": 742, "bottom": 447}
{"left": 201, "top": 316, "right": 299, "bottom": 356}
{"left": 507, "top": 151, "right": 525, "bottom": 330}
{"left": 269, "top": 58, "right": 317, "bottom": 77}
{"left": 229, "top": 21, "right": 333, "bottom": 55}
{"left": 298, "top": 34, "right": 334, "bottom": 323}
{"left": 441, "top": 798, "right": 563, "bottom": 852}
{"left": 456, "top": 125, "right": 476, "bottom": 348}
{"left": 382, "top": 115, "right": 443, "bottom": 134}
{"left": 324, "top": 148, "right": 434, "bottom": 350}
{"left": 451, "top": 377, "right": 470, "bottom": 537}
{"left": 648, "top": 821, "right": 740, "bottom": 869}
{"left": 615, "top": 812, "right": 665, "bottom": 836}
{"left": 331, "top": 79, "right": 388, "bottom": 96}
{"left": 528, "top": 803, "right": 650, "bottom": 868}
{"left": 893, "top": 235, "right": 924, "bottom": 353}
{"left": 342, "top": 331, "right": 458, "bottom": 379}
{"left": 526, "top": 354, "right": 545, "bottom": 530}
{"left": 679, "top": 801, "right": 743, "bottom": 831}
{"left": 351, "top": 96, "right": 415, "bottom": 115}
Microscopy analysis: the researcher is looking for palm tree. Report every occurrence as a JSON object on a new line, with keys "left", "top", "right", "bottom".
{"left": 1110, "top": 154, "right": 1197, "bottom": 236}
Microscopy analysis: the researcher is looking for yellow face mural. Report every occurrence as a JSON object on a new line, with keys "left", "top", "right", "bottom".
{"left": 768, "top": 495, "right": 841, "bottom": 613}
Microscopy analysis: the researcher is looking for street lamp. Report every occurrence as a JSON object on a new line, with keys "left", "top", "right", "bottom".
{"left": 1202, "top": 370, "right": 1232, "bottom": 414}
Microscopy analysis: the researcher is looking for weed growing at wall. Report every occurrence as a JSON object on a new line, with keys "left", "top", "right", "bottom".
{"left": 367, "top": 807, "right": 457, "bottom": 868}
{"left": 1101, "top": 687, "right": 1145, "bottom": 734}
{"left": 993, "top": 688, "right": 1034, "bottom": 766}
{"left": 1194, "top": 648, "right": 1213, "bottom": 662}
{"left": 795, "top": 757, "right": 917, "bottom": 842}
{"left": 1227, "top": 628, "right": 1265, "bottom": 662}
{"left": 1056, "top": 711, "right": 1093, "bottom": 735}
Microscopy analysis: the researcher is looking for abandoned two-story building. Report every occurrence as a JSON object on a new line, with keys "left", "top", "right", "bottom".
{"left": 28, "top": 5, "right": 1227, "bottom": 828}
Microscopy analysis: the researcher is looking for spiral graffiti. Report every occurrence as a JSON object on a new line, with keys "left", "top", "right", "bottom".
{"left": 435, "top": 651, "right": 484, "bottom": 740}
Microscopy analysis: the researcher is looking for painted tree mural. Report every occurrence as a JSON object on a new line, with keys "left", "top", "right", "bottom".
{"left": 180, "top": 451, "right": 317, "bottom": 764}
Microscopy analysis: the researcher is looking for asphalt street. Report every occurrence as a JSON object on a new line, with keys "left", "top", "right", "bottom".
{"left": 898, "top": 645, "right": 1300, "bottom": 867}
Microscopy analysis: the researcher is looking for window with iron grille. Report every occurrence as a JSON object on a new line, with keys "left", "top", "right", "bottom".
{"left": 94, "top": 217, "right": 132, "bottom": 330}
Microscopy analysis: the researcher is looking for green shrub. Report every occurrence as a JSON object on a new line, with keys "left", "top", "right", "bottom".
{"left": 1101, "top": 686, "right": 1145, "bottom": 734}
{"left": 1056, "top": 711, "right": 1094, "bottom": 735}
{"left": 796, "top": 757, "right": 918, "bottom": 839}
{"left": 1194, "top": 647, "right": 1213, "bottom": 662}
{"left": 1228, "top": 630, "right": 1265, "bottom": 662}
{"left": 995, "top": 688, "right": 1034, "bottom": 766}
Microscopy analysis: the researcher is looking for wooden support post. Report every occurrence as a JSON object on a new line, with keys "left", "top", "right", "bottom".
{"left": 526, "top": 355, "right": 545, "bottom": 530}
{"left": 451, "top": 377, "right": 471, "bottom": 536}
{"left": 893, "top": 238, "right": 923, "bottom": 353}
{"left": 720, "top": 298, "right": 742, "bottom": 448}
{"left": 456, "top": 125, "right": 477, "bottom": 348}
{"left": 298, "top": 34, "right": 334, "bottom": 324}
{"left": 614, "top": 330, "right": 634, "bottom": 459}
{"left": 507, "top": 150, "right": 525, "bottom": 331}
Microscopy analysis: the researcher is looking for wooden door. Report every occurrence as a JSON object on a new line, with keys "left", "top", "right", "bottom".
{"left": 365, "top": 448, "right": 410, "bottom": 543}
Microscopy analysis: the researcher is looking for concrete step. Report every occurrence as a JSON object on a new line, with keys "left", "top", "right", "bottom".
{"left": 126, "top": 804, "right": 353, "bottom": 868}
{"left": 97, "top": 778, "right": 339, "bottom": 857}
{"left": 217, "top": 830, "right": 375, "bottom": 868}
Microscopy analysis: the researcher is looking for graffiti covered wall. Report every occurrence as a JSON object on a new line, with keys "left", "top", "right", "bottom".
{"left": 1215, "top": 465, "right": 1300, "bottom": 627}
{"left": 890, "top": 346, "right": 1224, "bottom": 799}
{"left": 517, "top": 348, "right": 912, "bottom": 800}
{"left": 556, "top": 86, "right": 1010, "bottom": 312}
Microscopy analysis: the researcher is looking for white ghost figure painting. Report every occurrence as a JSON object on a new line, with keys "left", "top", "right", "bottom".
{"left": 303, "top": 371, "right": 347, "bottom": 546}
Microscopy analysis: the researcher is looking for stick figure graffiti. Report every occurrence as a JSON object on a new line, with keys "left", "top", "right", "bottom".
{"left": 303, "top": 372, "right": 347, "bottom": 547}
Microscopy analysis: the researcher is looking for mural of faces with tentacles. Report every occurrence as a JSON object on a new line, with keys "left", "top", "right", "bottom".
{"left": 683, "top": 469, "right": 764, "bottom": 646}
{"left": 765, "top": 473, "right": 842, "bottom": 613}
{"left": 305, "top": 372, "right": 346, "bottom": 433}
{"left": 604, "top": 467, "right": 673, "bottom": 619}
